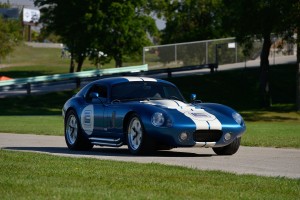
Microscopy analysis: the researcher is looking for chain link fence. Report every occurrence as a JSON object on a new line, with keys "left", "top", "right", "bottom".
{"left": 143, "top": 37, "right": 295, "bottom": 70}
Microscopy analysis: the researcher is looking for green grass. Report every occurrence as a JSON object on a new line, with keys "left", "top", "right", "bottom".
{"left": 243, "top": 122, "right": 300, "bottom": 148}
{"left": 0, "top": 44, "right": 142, "bottom": 78}
{"left": 0, "top": 116, "right": 63, "bottom": 136}
{"left": 1, "top": 44, "right": 70, "bottom": 68}
{"left": 0, "top": 150, "right": 299, "bottom": 200}
{"left": 0, "top": 91, "right": 75, "bottom": 115}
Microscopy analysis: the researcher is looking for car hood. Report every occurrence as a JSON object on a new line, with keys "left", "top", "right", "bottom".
{"left": 140, "top": 99, "right": 217, "bottom": 122}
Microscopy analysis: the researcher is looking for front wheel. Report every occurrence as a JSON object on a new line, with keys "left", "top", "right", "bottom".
{"left": 126, "top": 114, "right": 155, "bottom": 155}
{"left": 212, "top": 137, "right": 241, "bottom": 155}
{"left": 65, "top": 110, "right": 93, "bottom": 150}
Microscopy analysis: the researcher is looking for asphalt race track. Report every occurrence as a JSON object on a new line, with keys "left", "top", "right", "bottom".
{"left": 0, "top": 133, "right": 299, "bottom": 179}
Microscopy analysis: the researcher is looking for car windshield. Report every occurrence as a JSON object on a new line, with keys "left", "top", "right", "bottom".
{"left": 111, "top": 81, "right": 186, "bottom": 102}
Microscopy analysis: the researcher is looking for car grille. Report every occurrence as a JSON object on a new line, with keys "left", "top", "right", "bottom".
{"left": 193, "top": 130, "right": 223, "bottom": 142}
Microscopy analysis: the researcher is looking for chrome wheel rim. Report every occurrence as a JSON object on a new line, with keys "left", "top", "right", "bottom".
{"left": 128, "top": 117, "right": 142, "bottom": 150}
{"left": 66, "top": 114, "right": 78, "bottom": 145}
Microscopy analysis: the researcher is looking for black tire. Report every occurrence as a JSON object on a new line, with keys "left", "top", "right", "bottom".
{"left": 212, "top": 137, "right": 241, "bottom": 155}
{"left": 64, "top": 110, "right": 93, "bottom": 150}
{"left": 126, "top": 114, "right": 155, "bottom": 155}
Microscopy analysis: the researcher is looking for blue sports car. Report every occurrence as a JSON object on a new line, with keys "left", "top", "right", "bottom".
{"left": 62, "top": 76, "right": 246, "bottom": 155}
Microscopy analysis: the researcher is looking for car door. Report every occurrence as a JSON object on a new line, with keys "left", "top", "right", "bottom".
{"left": 104, "top": 103, "right": 128, "bottom": 139}
{"left": 83, "top": 84, "right": 107, "bottom": 137}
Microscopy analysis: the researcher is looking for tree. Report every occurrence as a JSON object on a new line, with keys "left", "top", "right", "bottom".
{"left": 286, "top": 0, "right": 300, "bottom": 111}
{"left": 0, "top": 3, "right": 22, "bottom": 62}
{"left": 150, "top": 0, "right": 225, "bottom": 44}
{"left": 34, "top": 0, "right": 101, "bottom": 72}
{"left": 100, "top": 1, "right": 158, "bottom": 67}
{"left": 34, "top": 0, "right": 157, "bottom": 70}
{"left": 287, "top": 1, "right": 300, "bottom": 111}
{"left": 223, "top": 0, "right": 295, "bottom": 108}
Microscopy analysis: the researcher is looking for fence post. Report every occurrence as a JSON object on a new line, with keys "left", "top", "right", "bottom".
{"left": 167, "top": 68, "right": 172, "bottom": 78}
{"left": 26, "top": 83, "right": 31, "bottom": 95}
{"left": 206, "top": 42, "right": 208, "bottom": 64}
{"left": 175, "top": 45, "right": 177, "bottom": 67}
{"left": 76, "top": 77, "right": 81, "bottom": 89}
{"left": 143, "top": 47, "right": 145, "bottom": 64}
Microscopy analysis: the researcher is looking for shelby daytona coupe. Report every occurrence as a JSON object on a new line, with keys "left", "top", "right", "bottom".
{"left": 63, "top": 77, "right": 246, "bottom": 155}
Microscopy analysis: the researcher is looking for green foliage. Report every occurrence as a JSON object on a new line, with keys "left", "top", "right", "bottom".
{"left": 0, "top": 3, "right": 22, "bottom": 60}
{"left": 1, "top": 150, "right": 299, "bottom": 200}
{"left": 102, "top": 1, "right": 158, "bottom": 67}
{"left": 222, "top": 0, "right": 294, "bottom": 42}
{"left": 34, "top": 0, "right": 157, "bottom": 69}
{"left": 221, "top": 0, "right": 299, "bottom": 108}
{"left": 168, "top": 64, "right": 297, "bottom": 110}
{"left": 155, "top": 0, "right": 224, "bottom": 44}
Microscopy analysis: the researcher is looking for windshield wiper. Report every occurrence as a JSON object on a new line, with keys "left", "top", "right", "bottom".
{"left": 167, "top": 96, "right": 182, "bottom": 101}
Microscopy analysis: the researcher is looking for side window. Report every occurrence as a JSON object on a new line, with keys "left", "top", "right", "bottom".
{"left": 87, "top": 84, "right": 107, "bottom": 103}
{"left": 97, "top": 85, "right": 107, "bottom": 98}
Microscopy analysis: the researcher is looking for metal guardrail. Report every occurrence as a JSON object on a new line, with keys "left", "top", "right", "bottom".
{"left": 0, "top": 63, "right": 218, "bottom": 96}
{"left": 145, "top": 63, "right": 218, "bottom": 77}
{"left": 0, "top": 64, "right": 148, "bottom": 94}
{"left": 0, "top": 64, "right": 148, "bottom": 87}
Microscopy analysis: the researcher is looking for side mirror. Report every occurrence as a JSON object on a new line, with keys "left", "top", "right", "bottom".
{"left": 190, "top": 93, "right": 196, "bottom": 102}
{"left": 190, "top": 93, "right": 202, "bottom": 104}
{"left": 89, "top": 92, "right": 99, "bottom": 99}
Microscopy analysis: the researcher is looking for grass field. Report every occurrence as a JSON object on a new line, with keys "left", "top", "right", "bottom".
{"left": 0, "top": 150, "right": 299, "bottom": 200}
{"left": 0, "top": 44, "right": 142, "bottom": 77}
{"left": 1, "top": 44, "right": 70, "bottom": 68}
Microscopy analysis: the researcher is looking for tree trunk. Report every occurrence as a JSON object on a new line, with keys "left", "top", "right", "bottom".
{"left": 259, "top": 33, "right": 272, "bottom": 108}
{"left": 69, "top": 53, "right": 75, "bottom": 73}
{"left": 76, "top": 55, "right": 85, "bottom": 72}
{"left": 297, "top": 62, "right": 300, "bottom": 111}
{"left": 114, "top": 53, "right": 122, "bottom": 68}
{"left": 297, "top": 32, "right": 300, "bottom": 111}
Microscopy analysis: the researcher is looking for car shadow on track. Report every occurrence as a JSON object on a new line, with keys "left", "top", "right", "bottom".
{"left": 3, "top": 146, "right": 214, "bottom": 158}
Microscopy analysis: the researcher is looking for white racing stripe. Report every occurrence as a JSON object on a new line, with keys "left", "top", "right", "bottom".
{"left": 142, "top": 99, "right": 222, "bottom": 130}
{"left": 183, "top": 109, "right": 222, "bottom": 130}
{"left": 124, "top": 77, "right": 157, "bottom": 82}
{"left": 207, "top": 119, "right": 222, "bottom": 130}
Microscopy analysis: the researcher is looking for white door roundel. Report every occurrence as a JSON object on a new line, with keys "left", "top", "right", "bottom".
{"left": 80, "top": 105, "right": 94, "bottom": 135}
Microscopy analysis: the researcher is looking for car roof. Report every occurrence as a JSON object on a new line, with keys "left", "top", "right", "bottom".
{"left": 76, "top": 76, "right": 175, "bottom": 97}
{"left": 93, "top": 76, "right": 172, "bottom": 85}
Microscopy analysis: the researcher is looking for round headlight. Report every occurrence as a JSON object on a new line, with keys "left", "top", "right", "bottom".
{"left": 224, "top": 133, "right": 232, "bottom": 141}
{"left": 151, "top": 112, "right": 165, "bottom": 127}
{"left": 179, "top": 132, "right": 188, "bottom": 141}
{"left": 232, "top": 112, "right": 243, "bottom": 125}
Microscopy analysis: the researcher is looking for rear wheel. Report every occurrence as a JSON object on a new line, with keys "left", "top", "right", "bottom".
{"left": 65, "top": 110, "right": 93, "bottom": 150}
{"left": 126, "top": 114, "right": 155, "bottom": 155}
{"left": 212, "top": 137, "right": 241, "bottom": 155}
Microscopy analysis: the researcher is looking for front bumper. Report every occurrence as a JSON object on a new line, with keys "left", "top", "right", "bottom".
{"left": 148, "top": 123, "right": 246, "bottom": 148}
